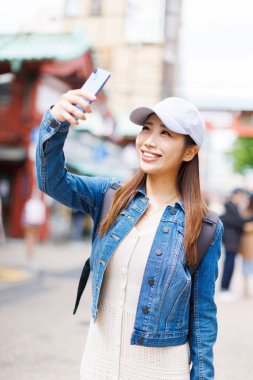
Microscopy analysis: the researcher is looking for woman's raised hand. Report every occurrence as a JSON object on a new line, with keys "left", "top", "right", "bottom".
{"left": 50, "top": 89, "right": 96, "bottom": 125}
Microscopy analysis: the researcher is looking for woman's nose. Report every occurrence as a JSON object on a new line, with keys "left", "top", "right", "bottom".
{"left": 144, "top": 134, "right": 157, "bottom": 148}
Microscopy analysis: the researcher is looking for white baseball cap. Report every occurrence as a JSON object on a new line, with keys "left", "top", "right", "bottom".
{"left": 129, "top": 97, "right": 206, "bottom": 147}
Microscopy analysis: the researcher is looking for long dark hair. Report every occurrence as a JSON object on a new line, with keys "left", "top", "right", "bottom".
{"left": 99, "top": 136, "right": 208, "bottom": 266}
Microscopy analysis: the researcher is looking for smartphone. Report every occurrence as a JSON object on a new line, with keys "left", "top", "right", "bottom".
{"left": 81, "top": 67, "right": 110, "bottom": 99}
{"left": 75, "top": 68, "right": 110, "bottom": 116}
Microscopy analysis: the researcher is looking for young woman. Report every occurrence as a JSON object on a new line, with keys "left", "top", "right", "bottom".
{"left": 36, "top": 90, "right": 223, "bottom": 380}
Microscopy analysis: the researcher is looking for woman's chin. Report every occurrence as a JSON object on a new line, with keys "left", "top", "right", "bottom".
{"left": 139, "top": 163, "right": 159, "bottom": 175}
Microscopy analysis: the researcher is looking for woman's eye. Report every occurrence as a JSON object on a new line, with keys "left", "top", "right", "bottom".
{"left": 162, "top": 130, "right": 171, "bottom": 136}
{"left": 141, "top": 126, "right": 150, "bottom": 131}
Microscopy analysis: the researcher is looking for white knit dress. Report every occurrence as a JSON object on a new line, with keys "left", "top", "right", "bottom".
{"left": 80, "top": 206, "right": 190, "bottom": 380}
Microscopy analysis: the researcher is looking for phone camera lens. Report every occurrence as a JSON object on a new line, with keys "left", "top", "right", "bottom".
{"left": 93, "top": 68, "right": 97, "bottom": 73}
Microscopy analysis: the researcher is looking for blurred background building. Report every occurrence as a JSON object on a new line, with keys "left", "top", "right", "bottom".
{"left": 63, "top": 0, "right": 182, "bottom": 112}
{"left": 0, "top": 0, "right": 252, "bottom": 239}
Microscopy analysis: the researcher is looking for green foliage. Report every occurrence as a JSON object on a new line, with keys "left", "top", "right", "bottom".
{"left": 230, "top": 137, "right": 253, "bottom": 173}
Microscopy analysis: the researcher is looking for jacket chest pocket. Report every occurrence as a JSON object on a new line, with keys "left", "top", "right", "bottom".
{"left": 165, "top": 278, "right": 191, "bottom": 330}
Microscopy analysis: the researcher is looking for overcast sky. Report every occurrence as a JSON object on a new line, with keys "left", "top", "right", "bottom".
{"left": 179, "top": 0, "right": 253, "bottom": 107}
{"left": 1, "top": 0, "right": 253, "bottom": 108}
{"left": 0, "top": 0, "right": 63, "bottom": 33}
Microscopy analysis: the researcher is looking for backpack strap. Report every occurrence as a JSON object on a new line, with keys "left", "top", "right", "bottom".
{"left": 188, "top": 210, "right": 219, "bottom": 276}
{"left": 73, "top": 257, "right": 91, "bottom": 314}
{"left": 96, "top": 183, "right": 121, "bottom": 230}
{"left": 73, "top": 187, "right": 218, "bottom": 314}
{"left": 73, "top": 183, "right": 121, "bottom": 314}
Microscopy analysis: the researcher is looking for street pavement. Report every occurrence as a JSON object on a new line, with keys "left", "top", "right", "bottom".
{"left": 0, "top": 239, "right": 253, "bottom": 380}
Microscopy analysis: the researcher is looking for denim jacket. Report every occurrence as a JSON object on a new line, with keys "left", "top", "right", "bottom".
{"left": 36, "top": 109, "right": 223, "bottom": 380}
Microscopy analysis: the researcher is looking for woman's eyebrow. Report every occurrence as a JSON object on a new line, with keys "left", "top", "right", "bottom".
{"left": 144, "top": 121, "right": 167, "bottom": 128}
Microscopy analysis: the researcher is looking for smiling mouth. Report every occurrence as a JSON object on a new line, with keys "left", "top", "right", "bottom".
{"left": 141, "top": 150, "right": 162, "bottom": 159}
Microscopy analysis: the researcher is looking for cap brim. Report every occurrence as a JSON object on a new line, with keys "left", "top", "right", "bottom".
{"left": 129, "top": 106, "right": 188, "bottom": 136}
{"left": 129, "top": 106, "right": 155, "bottom": 125}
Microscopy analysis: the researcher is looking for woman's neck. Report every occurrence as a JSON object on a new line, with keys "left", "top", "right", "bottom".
{"left": 145, "top": 174, "right": 180, "bottom": 207}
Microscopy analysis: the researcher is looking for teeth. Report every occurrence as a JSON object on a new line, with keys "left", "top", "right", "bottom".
{"left": 143, "top": 152, "right": 159, "bottom": 158}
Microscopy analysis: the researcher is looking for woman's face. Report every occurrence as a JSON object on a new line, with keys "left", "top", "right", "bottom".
{"left": 135, "top": 113, "right": 190, "bottom": 177}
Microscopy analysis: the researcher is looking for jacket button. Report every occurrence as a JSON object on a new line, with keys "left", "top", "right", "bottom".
{"left": 148, "top": 278, "right": 155, "bottom": 286}
{"left": 138, "top": 337, "right": 144, "bottom": 344}
{"left": 162, "top": 226, "right": 169, "bottom": 233}
{"left": 155, "top": 248, "right": 162, "bottom": 256}
{"left": 170, "top": 208, "right": 176, "bottom": 215}
{"left": 142, "top": 306, "right": 149, "bottom": 314}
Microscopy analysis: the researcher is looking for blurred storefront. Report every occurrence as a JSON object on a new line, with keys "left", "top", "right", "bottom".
{"left": 198, "top": 107, "right": 253, "bottom": 197}
{"left": 0, "top": 31, "right": 108, "bottom": 238}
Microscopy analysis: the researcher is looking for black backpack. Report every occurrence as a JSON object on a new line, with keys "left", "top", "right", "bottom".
{"left": 73, "top": 184, "right": 218, "bottom": 314}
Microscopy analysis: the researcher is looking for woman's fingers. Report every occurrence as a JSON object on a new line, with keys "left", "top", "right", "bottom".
{"left": 61, "top": 110, "right": 81, "bottom": 126}
{"left": 61, "top": 100, "right": 86, "bottom": 121}
{"left": 70, "top": 89, "right": 96, "bottom": 103}
{"left": 64, "top": 90, "right": 95, "bottom": 112}
{"left": 62, "top": 93, "right": 93, "bottom": 114}
{"left": 51, "top": 89, "right": 95, "bottom": 123}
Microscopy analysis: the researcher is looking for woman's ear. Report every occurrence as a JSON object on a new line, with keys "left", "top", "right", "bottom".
{"left": 183, "top": 145, "right": 199, "bottom": 162}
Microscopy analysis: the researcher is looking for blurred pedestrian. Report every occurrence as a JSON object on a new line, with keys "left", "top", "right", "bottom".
{"left": 36, "top": 90, "right": 223, "bottom": 380}
{"left": 239, "top": 193, "right": 253, "bottom": 297}
{"left": 220, "top": 188, "right": 253, "bottom": 300}
{"left": 22, "top": 192, "right": 46, "bottom": 269}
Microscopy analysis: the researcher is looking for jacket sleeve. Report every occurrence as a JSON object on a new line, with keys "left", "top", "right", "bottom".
{"left": 189, "top": 219, "right": 224, "bottom": 380}
{"left": 36, "top": 109, "right": 118, "bottom": 219}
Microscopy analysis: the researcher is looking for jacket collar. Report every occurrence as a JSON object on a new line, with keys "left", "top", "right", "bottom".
{"left": 135, "top": 184, "right": 185, "bottom": 213}
{"left": 135, "top": 184, "right": 146, "bottom": 197}
{"left": 175, "top": 199, "right": 185, "bottom": 212}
